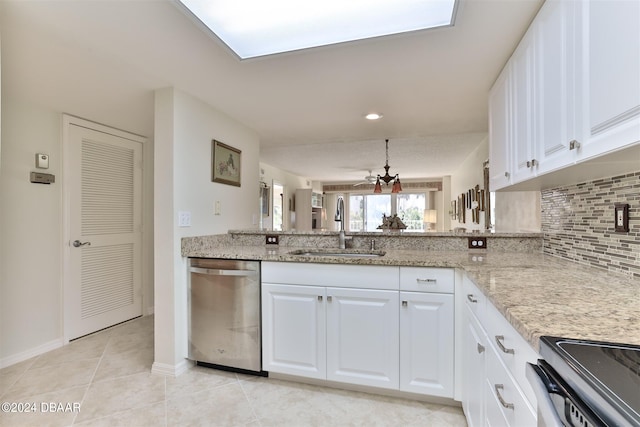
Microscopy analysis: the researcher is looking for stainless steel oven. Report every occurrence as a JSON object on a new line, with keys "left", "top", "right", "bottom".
{"left": 526, "top": 336, "right": 640, "bottom": 427}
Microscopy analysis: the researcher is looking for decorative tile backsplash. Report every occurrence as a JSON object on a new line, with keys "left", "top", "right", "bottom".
{"left": 541, "top": 171, "right": 640, "bottom": 279}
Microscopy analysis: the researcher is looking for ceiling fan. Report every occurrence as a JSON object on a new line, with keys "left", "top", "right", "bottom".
{"left": 353, "top": 170, "right": 377, "bottom": 186}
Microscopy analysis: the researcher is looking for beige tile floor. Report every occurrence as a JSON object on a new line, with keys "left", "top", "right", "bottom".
{"left": 0, "top": 315, "right": 468, "bottom": 426}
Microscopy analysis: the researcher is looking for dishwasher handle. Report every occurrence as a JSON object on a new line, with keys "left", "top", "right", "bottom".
{"left": 189, "top": 267, "right": 258, "bottom": 277}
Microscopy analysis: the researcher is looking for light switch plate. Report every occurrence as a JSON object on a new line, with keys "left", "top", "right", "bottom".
{"left": 178, "top": 211, "right": 191, "bottom": 227}
{"left": 614, "top": 203, "right": 629, "bottom": 232}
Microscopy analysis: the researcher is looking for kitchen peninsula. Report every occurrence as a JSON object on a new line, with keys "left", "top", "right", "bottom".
{"left": 184, "top": 229, "right": 639, "bottom": 426}
{"left": 183, "top": 230, "right": 640, "bottom": 351}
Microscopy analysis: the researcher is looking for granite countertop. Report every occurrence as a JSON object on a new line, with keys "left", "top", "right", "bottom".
{"left": 183, "top": 243, "right": 640, "bottom": 352}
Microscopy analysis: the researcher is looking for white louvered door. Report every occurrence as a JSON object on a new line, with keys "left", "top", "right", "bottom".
{"left": 66, "top": 122, "right": 143, "bottom": 340}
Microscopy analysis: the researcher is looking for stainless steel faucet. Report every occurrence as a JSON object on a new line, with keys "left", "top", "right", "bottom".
{"left": 335, "top": 196, "right": 346, "bottom": 249}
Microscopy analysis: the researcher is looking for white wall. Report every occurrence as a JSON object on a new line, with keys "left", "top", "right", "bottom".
{"left": 450, "top": 137, "right": 489, "bottom": 232}
{"left": 152, "top": 88, "right": 260, "bottom": 375}
{"left": 0, "top": 98, "right": 63, "bottom": 362}
{"left": 495, "top": 192, "right": 541, "bottom": 232}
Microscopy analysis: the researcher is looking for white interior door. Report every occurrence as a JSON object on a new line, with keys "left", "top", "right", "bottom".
{"left": 64, "top": 118, "right": 144, "bottom": 340}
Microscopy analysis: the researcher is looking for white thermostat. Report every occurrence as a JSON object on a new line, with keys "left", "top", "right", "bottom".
{"left": 36, "top": 153, "right": 49, "bottom": 169}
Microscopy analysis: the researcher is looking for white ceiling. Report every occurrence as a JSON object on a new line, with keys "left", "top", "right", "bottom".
{"left": 0, "top": 0, "right": 544, "bottom": 183}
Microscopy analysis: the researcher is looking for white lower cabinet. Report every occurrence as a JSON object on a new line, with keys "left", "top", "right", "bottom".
{"left": 261, "top": 262, "right": 455, "bottom": 398}
{"left": 399, "top": 291, "right": 454, "bottom": 397}
{"left": 326, "top": 287, "right": 399, "bottom": 389}
{"left": 462, "top": 306, "right": 487, "bottom": 427}
{"left": 461, "top": 275, "right": 537, "bottom": 427}
{"left": 261, "top": 283, "right": 326, "bottom": 379}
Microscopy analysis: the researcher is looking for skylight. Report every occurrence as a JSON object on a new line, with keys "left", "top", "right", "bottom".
{"left": 178, "top": 0, "right": 457, "bottom": 59}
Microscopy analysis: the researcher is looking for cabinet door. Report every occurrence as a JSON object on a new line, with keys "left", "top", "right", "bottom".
{"left": 510, "top": 31, "right": 537, "bottom": 184}
{"left": 262, "top": 283, "right": 326, "bottom": 379}
{"left": 489, "top": 66, "right": 512, "bottom": 191}
{"left": 399, "top": 292, "right": 454, "bottom": 397}
{"left": 534, "top": 0, "right": 583, "bottom": 174}
{"left": 462, "top": 307, "right": 487, "bottom": 427}
{"left": 326, "top": 287, "right": 399, "bottom": 389}
{"left": 583, "top": 0, "right": 640, "bottom": 157}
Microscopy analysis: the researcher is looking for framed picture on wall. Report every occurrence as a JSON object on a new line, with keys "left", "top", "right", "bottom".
{"left": 212, "top": 139, "right": 241, "bottom": 187}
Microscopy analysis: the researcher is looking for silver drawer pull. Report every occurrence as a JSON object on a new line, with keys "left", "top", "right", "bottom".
{"left": 477, "top": 343, "right": 485, "bottom": 354}
{"left": 327, "top": 296, "right": 332, "bottom": 302}
{"left": 402, "top": 301, "right": 408, "bottom": 307}
{"left": 494, "top": 384, "right": 514, "bottom": 410}
{"left": 467, "top": 294, "right": 478, "bottom": 303}
{"left": 495, "top": 335, "right": 515, "bottom": 354}
{"left": 317, "top": 296, "right": 323, "bottom": 302}
{"left": 416, "top": 278, "right": 437, "bottom": 284}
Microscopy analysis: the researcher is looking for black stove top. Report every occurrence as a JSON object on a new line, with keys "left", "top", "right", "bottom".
{"left": 540, "top": 336, "right": 640, "bottom": 426}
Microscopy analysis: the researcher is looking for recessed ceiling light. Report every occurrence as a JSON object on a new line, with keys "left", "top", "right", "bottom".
{"left": 365, "top": 113, "right": 383, "bottom": 120}
{"left": 177, "top": 0, "right": 458, "bottom": 59}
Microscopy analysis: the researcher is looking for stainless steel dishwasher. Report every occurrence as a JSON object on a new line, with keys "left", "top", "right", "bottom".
{"left": 188, "top": 258, "right": 264, "bottom": 375}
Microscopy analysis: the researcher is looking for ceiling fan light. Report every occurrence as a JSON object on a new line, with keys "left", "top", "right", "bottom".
{"left": 365, "top": 113, "right": 383, "bottom": 120}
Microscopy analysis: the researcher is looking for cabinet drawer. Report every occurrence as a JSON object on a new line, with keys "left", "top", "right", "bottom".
{"left": 262, "top": 262, "right": 399, "bottom": 290}
{"left": 485, "top": 302, "right": 539, "bottom": 406}
{"left": 462, "top": 274, "right": 486, "bottom": 320}
{"left": 399, "top": 267, "right": 454, "bottom": 293}
{"left": 486, "top": 344, "right": 536, "bottom": 427}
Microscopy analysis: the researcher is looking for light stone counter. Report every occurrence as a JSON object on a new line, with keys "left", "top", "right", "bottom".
{"left": 182, "top": 235, "right": 640, "bottom": 352}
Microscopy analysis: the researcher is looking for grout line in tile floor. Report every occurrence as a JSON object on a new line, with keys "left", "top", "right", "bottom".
{"left": 0, "top": 315, "right": 467, "bottom": 426}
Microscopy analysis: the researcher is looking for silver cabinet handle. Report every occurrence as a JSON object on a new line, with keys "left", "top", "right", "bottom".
{"left": 327, "top": 296, "right": 332, "bottom": 302}
{"left": 504, "top": 171, "right": 510, "bottom": 178}
{"left": 569, "top": 140, "right": 581, "bottom": 150}
{"left": 494, "top": 384, "right": 514, "bottom": 410}
{"left": 318, "top": 295, "right": 323, "bottom": 302}
{"left": 402, "top": 301, "right": 408, "bottom": 307}
{"left": 495, "top": 335, "right": 515, "bottom": 354}
{"left": 467, "top": 294, "right": 478, "bottom": 303}
{"left": 531, "top": 159, "right": 538, "bottom": 167}
{"left": 72, "top": 240, "right": 91, "bottom": 247}
{"left": 416, "top": 278, "right": 437, "bottom": 284}
{"left": 477, "top": 343, "right": 485, "bottom": 354}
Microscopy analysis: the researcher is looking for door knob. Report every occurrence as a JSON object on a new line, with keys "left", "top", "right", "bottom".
{"left": 72, "top": 240, "right": 91, "bottom": 248}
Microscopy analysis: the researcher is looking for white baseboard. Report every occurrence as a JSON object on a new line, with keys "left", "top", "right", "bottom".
{"left": 151, "top": 359, "right": 191, "bottom": 377}
{"left": 0, "top": 338, "right": 64, "bottom": 369}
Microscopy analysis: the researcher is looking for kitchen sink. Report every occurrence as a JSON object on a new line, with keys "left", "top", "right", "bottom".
{"left": 288, "top": 249, "right": 385, "bottom": 258}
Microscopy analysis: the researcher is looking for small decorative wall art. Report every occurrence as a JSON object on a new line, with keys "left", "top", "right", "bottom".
{"left": 212, "top": 140, "right": 241, "bottom": 187}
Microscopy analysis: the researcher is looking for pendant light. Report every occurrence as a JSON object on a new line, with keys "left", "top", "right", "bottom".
{"left": 374, "top": 139, "right": 401, "bottom": 193}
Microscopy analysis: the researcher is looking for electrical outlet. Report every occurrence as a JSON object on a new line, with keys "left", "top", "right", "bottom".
{"left": 468, "top": 236, "right": 487, "bottom": 249}
{"left": 266, "top": 235, "right": 279, "bottom": 245}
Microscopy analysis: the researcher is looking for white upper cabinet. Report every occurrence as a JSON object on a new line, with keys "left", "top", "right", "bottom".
{"left": 490, "top": 0, "right": 640, "bottom": 191}
{"left": 511, "top": 29, "right": 537, "bottom": 183}
{"left": 489, "top": 66, "right": 512, "bottom": 190}
{"left": 582, "top": 0, "right": 640, "bottom": 158}
{"left": 534, "top": 0, "right": 584, "bottom": 174}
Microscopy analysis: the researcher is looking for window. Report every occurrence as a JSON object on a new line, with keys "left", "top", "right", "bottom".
{"left": 348, "top": 192, "right": 426, "bottom": 232}
{"left": 397, "top": 193, "right": 426, "bottom": 231}
{"left": 178, "top": 0, "right": 457, "bottom": 59}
